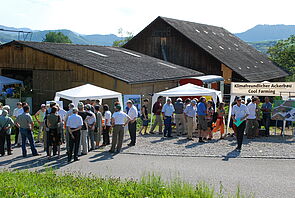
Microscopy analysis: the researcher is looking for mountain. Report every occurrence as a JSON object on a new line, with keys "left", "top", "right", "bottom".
{"left": 84, "top": 34, "right": 123, "bottom": 46}
{"left": 0, "top": 25, "right": 122, "bottom": 46}
{"left": 235, "top": 24, "right": 295, "bottom": 42}
{"left": 247, "top": 40, "right": 278, "bottom": 54}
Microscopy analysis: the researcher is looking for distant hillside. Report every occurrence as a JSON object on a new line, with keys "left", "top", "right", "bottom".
{"left": 247, "top": 40, "right": 278, "bottom": 54}
{"left": 0, "top": 25, "right": 122, "bottom": 46}
{"left": 235, "top": 24, "right": 295, "bottom": 42}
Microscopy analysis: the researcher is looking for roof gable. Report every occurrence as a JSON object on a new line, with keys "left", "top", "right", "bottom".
{"left": 153, "top": 16, "right": 288, "bottom": 82}
{"left": 2, "top": 40, "right": 203, "bottom": 84}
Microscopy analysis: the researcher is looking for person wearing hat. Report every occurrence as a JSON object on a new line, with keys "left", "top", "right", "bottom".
{"left": 66, "top": 108, "right": 83, "bottom": 162}
{"left": 64, "top": 103, "right": 75, "bottom": 153}
{"left": 110, "top": 105, "right": 131, "bottom": 153}
{"left": 162, "top": 98, "right": 175, "bottom": 137}
{"left": 174, "top": 98, "right": 185, "bottom": 136}
{"left": 0, "top": 109, "right": 15, "bottom": 156}
{"left": 231, "top": 97, "right": 249, "bottom": 151}
{"left": 34, "top": 104, "right": 47, "bottom": 143}
{"left": 184, "top": 99, "right": 197, "bottom": 140}
{"left": 127, "top": 100, "right": 138, "bottom": 146}
{"left": 197, "top": 97, "right": 207, "bottom": 143}
{"left": 77, "top": 102, "right": 94, "bottom": 155}
{"left": 85, "top": 104, "right": 96, "bottom": 151}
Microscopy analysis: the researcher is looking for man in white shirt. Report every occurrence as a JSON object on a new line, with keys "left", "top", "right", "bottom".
{"left": 64, "top": 103, "right": 75, "bottom": 153}
{"left": 162, "top": 98, "right": 175, "bottom": 137}
{"left": 245, "top": 97, "right": 259, "bottom": 139}
{"left": 231, "top": 97, "right": 249, "bottom": 151}
{"left": 184, "top": 100, "right": 197, "bottom": 140}
{"left": 127, "top": 100, "right": 138, "bottom": 146}
{"left": 66, "top": 108, "right": 83, "bottom": 162}
{"left": 110, "top": 105, "right": 131, "bottom": 153}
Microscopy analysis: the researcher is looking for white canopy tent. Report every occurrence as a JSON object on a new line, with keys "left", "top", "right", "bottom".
{"left": 54, "top": 84, "right": 123, "bottom": 107}
{"left": 151, "top": 83, "right": 223, "bottom": 123}
{"left": 0, "top": 75, "right": 23, "bottom": 90}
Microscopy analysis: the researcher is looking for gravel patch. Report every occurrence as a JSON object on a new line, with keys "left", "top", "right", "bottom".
{"left": 119, "top": 132, "right": 295, "bottom": 159}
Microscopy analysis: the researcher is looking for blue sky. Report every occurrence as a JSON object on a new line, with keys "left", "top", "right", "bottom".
{"left": 0, "top": 0, "right": 294, "bottom": 35}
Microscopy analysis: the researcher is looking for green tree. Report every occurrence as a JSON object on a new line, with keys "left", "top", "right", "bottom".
{"left": 43, "top": 32, "right": 72, "bottom": 43}
{"left": 112, "top": 28, "right": 133, "bottom": 47}
{"left": 267, "top": 35, "right": 295, "bottom": 81}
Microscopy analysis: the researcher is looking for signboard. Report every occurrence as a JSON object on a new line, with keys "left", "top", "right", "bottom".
{"left": 272, "top": 99, "right": 295, "bottom": 121}
{"left": 123, "top": 95, "right": 141, "bottom": 113}
{"left": 231, "top": 82, "right": 295, "bottom": 96}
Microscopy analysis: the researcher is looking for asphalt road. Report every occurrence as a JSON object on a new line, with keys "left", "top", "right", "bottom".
{"left": 0, "top": 146, "right": 294, "bottom": 198}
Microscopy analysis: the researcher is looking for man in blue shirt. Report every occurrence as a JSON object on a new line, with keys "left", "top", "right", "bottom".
{"left": 197, "top": 97, "right": 207, "bottom": 143}
{"left": 162, "top": 98, "right": 175, "bottom": 137}
{"left": 261, "top": 97, "right": 272, "bottom": 136}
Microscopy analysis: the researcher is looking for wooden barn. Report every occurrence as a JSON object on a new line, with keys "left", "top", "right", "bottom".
{"left": 0, "top": 40, "right": 203, "bottom": 111}
{"left": 124, "top": 16, "right": 288, "bottom": 93}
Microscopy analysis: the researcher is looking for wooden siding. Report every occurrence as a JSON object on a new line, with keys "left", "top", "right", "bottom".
{"left": 221, "top": 64, "right": 232, "bottom": 84}
{"left": 125, "top": 18, "right": 222, "bottom": 77}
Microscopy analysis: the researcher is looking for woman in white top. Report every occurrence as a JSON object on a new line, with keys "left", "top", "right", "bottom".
{"left": 102, "top": 104, "right": 112, "bottom": 146}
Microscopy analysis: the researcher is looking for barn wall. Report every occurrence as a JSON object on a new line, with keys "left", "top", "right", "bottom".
{"left": 124, "top": 18, "right": 222, "bottom": 76}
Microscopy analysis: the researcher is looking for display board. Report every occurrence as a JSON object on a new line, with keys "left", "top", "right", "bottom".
{"left": 123, "top": 95, "right": 141, "bottom": 113}
{"left": 272, "top": 99, "right": 295, "bottom": 121}
{"left": 231, "top": 82, "right": 295, "bottom": 96}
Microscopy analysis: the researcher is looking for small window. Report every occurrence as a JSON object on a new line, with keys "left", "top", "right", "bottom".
{"left": 158, "top": 62, "right": 176, "bottom": 69}
{"left": 161, "top": 37, "right": 167, "bottom": 45}
{"left": 86, "top": 50, "right": 108, "bottom": 57}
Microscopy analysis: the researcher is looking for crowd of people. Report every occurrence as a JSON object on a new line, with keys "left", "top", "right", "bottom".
{"left": 149, "top": 95, "right": 272, "bottom": 151}
{"left": 0, "top": 100, "right": 139, "bottom": 162}
{"left": 0, "top": 95, "right": 273, "bottom": 161}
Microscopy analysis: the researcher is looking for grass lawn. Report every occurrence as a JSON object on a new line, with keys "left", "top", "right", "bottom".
{"left": 0, "top": 170, "right": 250, "bottom": 198}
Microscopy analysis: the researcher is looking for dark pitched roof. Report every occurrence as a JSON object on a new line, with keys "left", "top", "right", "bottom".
{"left": 157, "top": 16, "right": 288, "bottom": 82}
{"left": 3, "top": 40, "right": 203, "bottom": 84}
